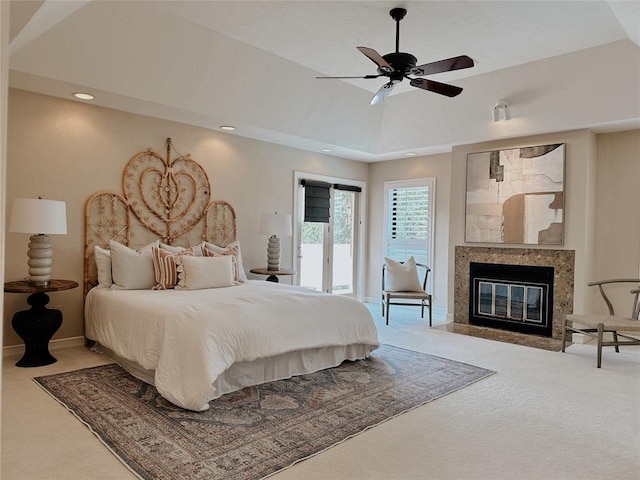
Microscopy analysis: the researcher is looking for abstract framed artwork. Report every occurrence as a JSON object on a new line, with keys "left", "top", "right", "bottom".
{"left": 465, "top": 143, "right": 565, "bottom": 245}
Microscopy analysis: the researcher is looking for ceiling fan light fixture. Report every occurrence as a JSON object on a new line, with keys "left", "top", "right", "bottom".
{"left": 492, "top": 99, "right": 510, "bottom": 122}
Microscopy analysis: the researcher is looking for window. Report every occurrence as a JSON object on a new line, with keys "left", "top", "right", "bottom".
{"left": 384, "top": 178, "right": 435, "bottom": 287}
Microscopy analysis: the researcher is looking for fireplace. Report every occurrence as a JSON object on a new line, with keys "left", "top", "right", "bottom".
{"left": 469, "top": 262, "right": 554, "bottom": 337}
{"left": 454, "top": 246, "right": 575, "bottom": 342}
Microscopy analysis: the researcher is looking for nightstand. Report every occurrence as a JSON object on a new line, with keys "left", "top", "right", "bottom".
{"left": 249, "top": 267, "right": 295, "bottom": 283}
{"left": 4, "top": 279, "right": 79, "bottom": 367}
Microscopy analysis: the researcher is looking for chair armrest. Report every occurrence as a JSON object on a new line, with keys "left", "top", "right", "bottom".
{"left": 631, "top": 289, "right": 640, "bottom": 320}
{"left": 587, "top": 279, "right": 640, "bottom": 316}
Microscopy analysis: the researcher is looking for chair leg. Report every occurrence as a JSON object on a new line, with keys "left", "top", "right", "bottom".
{"left": 421, "top": 302, "right": 424, "bottom": 319}
{"left": 429, "top": 302, "right": 432, "bottom": 327}
{"left": 613, "top": 331, "right": 620, "bottom": 353}
{"left": 385, "top": 300, "right": 390, "bottom": 325}
{"left": 597, "top": 323, "right": 604, "bottom": 368}
{"left": 381, "top": 298, "right": 384, "bottom": 317}
{"left": 561, "top": 319, "right": 568, "bottom": 352}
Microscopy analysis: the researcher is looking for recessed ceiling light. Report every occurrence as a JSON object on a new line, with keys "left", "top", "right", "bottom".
{"left": 405, "top": 152, "right": 417, "bottom": 157}
{"left": 220, "top": 125, "right": 236, "bottom": 131}
{"left": 73, "top": 92, "right": 94, "bottom": 100}
{"left": 321, "top": 148, "right": 332, "bottom": 153}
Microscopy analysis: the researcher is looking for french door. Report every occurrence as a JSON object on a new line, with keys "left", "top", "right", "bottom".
{"left": 294, "top": 173, "right": 365, "bottom": 298}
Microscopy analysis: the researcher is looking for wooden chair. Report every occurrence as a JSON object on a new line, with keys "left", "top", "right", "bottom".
{"left": 382, "top": 262, "right": 432, "bottom": 326}
{"left": 562, "top": 278, "right": 640, "bottom": 368}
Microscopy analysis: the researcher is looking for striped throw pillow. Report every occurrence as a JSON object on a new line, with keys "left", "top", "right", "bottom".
{"left": 152, "top": 247, "right": 194, "bottom": 290}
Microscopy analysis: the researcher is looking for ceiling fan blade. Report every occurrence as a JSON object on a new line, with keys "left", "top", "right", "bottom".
{"left": 410, "top": 55, "right": 475, "bottom": 76}
{"left": 357, "top": 46, "right": 394, "bottom": 73}
{"left": 316, "top": 74, "right": 382, "bottom": 80}
{"left": 370, "top": 81, "right": 398, "bottom": 105}
{"left": 410, "top": 78, "right": 463, "bottom": 97}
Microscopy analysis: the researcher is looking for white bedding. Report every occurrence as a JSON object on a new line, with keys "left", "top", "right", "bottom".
{"left": 85, "top": 280, "right": 379, "bottom": 411}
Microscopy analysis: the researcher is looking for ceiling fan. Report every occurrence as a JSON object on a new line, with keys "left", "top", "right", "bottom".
{"left": 316, "top": 7, "right": 474, "bottom": 105}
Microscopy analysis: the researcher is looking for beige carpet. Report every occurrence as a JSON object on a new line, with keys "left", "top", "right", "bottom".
{"left": 33, "top": 344, "right": 494, "bottom": 480}
{"left": 2, "top": 305, "right": 639, "bottom": 480}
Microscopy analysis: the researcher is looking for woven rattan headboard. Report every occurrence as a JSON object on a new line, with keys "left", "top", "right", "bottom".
{"left": 84, "top": 139, "right": 236, "bottom": 297}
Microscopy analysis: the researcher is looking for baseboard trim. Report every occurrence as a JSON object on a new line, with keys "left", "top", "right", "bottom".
{"left": 3, "top": 336, "right": 86, "bottom": 358}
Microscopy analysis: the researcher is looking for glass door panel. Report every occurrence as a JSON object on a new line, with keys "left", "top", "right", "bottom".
{"left": 299, "top": 221, "right": 325, "bottom": 291}
{"left": 331, "top": 190, "right": 354, "bottom": 295}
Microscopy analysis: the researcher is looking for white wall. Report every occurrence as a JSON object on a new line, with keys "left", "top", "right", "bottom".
{"left": 369, "top": 129, "right": 639, "bottom": 320}
{"left": 592, "top": 130, "right": 640, "bottom": 314}
{"left": 2, "top": 88, "right": 369, "bottom": 346}
{"left": 366, "top": 152, "right": 451, "bottom": 316}
{"left": 0, "top": 0, "right": 10, "bottom": 439}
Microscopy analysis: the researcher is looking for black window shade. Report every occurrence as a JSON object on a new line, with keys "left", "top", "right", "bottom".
{"left": 301, "top": 180, "right": 331, "bottom": 223}
{"left": 300, "top": 180, "right": 362, "bottom": 223}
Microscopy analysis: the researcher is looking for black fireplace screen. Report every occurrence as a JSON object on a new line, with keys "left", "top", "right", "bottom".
{"left": 470, "top": 262, "right": 554, "bottom": 336}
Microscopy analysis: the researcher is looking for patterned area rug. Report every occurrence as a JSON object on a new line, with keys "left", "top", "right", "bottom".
{"left": 35, "top": 344, "right": 494, "bottom": 480}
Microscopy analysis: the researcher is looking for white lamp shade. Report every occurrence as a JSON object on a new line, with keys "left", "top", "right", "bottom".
{"left": 259, "top": 213, "right": 292, "bottom": 236}
{"left": 9, "top": 198, "right": 68, "bottom": 235}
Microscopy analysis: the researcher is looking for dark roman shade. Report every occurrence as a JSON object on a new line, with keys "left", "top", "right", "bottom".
{"left": 300, "top": 180, "right": 362, "bottom": 223}
{"left": 301, "top": 179, "right": 331, "bottom": 223}
{"left": 333, "top": 183, "right": 362, "bottom": 193}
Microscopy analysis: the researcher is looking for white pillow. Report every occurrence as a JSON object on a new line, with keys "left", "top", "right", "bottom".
{"left": 93, "top": 245, "right": 112, "bottom": 287}
{"left": 109, "top": 240, "right": 159, "bottom": 290}
{"left": 384, "top": 257, "right": 423, "bottom": 292}
{"left": 202, "top": 240, "right": 248, "bottom": 281}
{"left": 178, "top": 255, "right": 236, "bottom": 290}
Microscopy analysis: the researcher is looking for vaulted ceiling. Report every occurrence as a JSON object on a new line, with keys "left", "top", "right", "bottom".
{"left": 8, "top": 0, "right": 640, "bottom": 161}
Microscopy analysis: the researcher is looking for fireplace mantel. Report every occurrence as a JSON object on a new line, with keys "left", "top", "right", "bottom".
{"left": 454, "top": 246, "right": 575, "bottom": 340}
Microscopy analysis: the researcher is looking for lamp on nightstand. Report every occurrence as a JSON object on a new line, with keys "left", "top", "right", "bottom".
{"left": 9, "top": 198, "right": 68, "bottom": 286}
{"left": 259, "top": 213, "right": 292, "bottom": 271}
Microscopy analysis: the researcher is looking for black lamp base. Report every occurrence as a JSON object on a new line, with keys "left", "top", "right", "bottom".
{"left": 11, "top": 292, "right": 62, "bottom": 368}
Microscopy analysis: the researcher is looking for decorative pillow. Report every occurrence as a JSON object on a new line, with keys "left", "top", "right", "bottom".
{"left": 93, "top": 245, "right": 112, "bottom": 287}
{"left": 109, "top": 240, "right": 159, "bottom": 290}
{"left": 151, "top": 247, "right": 194, "bottom": 290}
{"left": 201, "top": 241, "right": 248, "bottom": 281}
{"left": 384, "top": 256, "right": 423, "bottom": 292}
{"left": 178, "top": 255, "right": 236, "bottom": 290}
{"left": 159, "top": 243, "right": 197, "bottom": 255}
{"left": 201, "top": 243, "right": 243, "bottom": 284}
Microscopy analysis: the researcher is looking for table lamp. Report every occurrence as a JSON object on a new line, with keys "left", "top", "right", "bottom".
{"left": 259, "top": 213, "right": 292, "bottom": 271}
{"left": 9, "top": 198, "right": 68, "bottom": 286}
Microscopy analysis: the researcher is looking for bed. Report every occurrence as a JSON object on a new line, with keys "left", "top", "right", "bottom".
{"left": 83, "top": 140, "right": 379, "bottom": 411}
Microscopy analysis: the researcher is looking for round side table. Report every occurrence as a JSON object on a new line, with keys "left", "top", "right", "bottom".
{"left": 249, "top": 267, "right": 295, "bottom": 283}
{"left": 4, "top": 279, "right": 79, "bottom": 367}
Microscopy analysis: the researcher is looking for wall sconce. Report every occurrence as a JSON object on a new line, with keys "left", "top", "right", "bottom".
{"left": 9, "top": 198, "right": 68, "bottom": 285}
{"left": 259, "top": 213, "right": 292, "bottom": 271}
{"left": 492, "top": 99, "right": 510, "bottom": 122}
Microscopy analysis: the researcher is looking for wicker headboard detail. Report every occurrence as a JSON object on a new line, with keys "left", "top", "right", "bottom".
{"left": 84, "top": 139, "right": 236, "bottom": 297}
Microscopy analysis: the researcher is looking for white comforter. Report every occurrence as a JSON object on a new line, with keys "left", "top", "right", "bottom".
{"left": 85, "top": 281, "right": 379, "bottom": 411}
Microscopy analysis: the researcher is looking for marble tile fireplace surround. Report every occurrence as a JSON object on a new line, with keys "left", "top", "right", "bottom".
{"left": 454, "top": 246, "right": 575, "bottom": 342}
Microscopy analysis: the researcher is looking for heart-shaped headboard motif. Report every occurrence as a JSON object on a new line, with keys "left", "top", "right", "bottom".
{"left": 84, "top": 139, "right": 238, "bottom": 298}
{"left": 123, "top": 140, "right": 211, "bottom": 244}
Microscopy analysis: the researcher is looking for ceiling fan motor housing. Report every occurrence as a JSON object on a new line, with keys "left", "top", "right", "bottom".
{"left": 390, "top": 7, "right": 407, "bottom": 22}
{"left": 380, "top": 52, "right": 418, "bottom": 77}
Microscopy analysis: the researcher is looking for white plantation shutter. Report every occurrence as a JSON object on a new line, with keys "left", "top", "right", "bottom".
{"left": 384, "top": 179, "right": 435, "bottom": 269}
